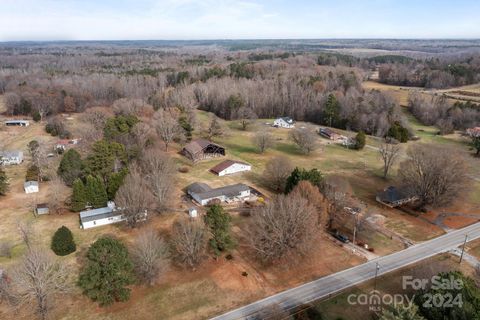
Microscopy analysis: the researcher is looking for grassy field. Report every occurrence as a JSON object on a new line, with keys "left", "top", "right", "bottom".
{"left": 0, "top": 89, "right": 478, "bottom": 319}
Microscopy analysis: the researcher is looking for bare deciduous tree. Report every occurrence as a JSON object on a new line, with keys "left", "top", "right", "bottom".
{"left": 248, "top": 193, "right": 318, "bottom": 263}
{"left": 289, "top": 128, "right": 317, "bottom": 154}
{"left": 234, "top": 106, "right": 257, "bottom": 130}
{"left": 10, "top": 247, "right": 68, "bottom": 320}
{"left": 48, "top": 176, "right": 65, "bottom": 214}
{"left": 170, "top": 219, "right": 208, "bottom": 269}
{"left": 131, "top": 229, "right": 169, "bottom": 286}
{"left": 263, "top": 156, "right": 293, "bottom": 192}
{"left": 206, "top": 116, "right": 223, "bottom": 139}
{"left": 379, "top": 141, "right": 401, "bottom": 179}
{"left": 115, "top": 167, "right": 154, "bottom": 227}
{"left": 399, "top": 144, "right": 468, "bottom": 207}
{"left": 141, "top": 149, "right": 176, "bottom": 212}
{"left": 153, "top": 110, "right": 180, "bottom": 151}
{"left": 252, "top": 129, "right": 274, "bottom": 153}
{"left": 17, "top": 221, "right": 33, "bottom": 250}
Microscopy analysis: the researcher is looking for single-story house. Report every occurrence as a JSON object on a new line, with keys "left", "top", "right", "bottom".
{"left": 319, "top": 128, "right": 345, "bottom": 141}
{"left": 467, "top": 127, "right": 480, "bottom": 137}
{"left": 5, "top": 120, "right": 30, "bottom": 127}
{"left": 79, "top": 202, "right": 147, "bottom": 229}
{"left": 376, "top": 186, "right": 418, "bottom": 208}
{"left": 35, "top": 203, "right": 49, "bottom": 215}
{"left": 273, "top": 117, "right": 295, "bottom": 129}
{"left": 24, "top": 181, "right": 39, "bottom": 194}
{"left": 182, "top": 139, "right": 225, "bottom": 163}
{"left": 210, "top": 160, "right": 251, "bottom": 176}
{"left": 187, "top": 182, "right": 251, "bottom": 206}
{"left": 0, "top": 151, "right": 24, "bottom": 165}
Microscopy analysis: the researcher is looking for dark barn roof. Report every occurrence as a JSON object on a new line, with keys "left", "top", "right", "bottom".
{"left": 376, "top": 186, "right": 417, "bottom": 206}
{"left": 182, "top": 139, "right": 225, "bottom": 162}
{"left": 210, "top": 160, "right": 250, "bottom": 174}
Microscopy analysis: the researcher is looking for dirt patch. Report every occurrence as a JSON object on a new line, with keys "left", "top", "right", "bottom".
{"left": 443, "top": 215, "right": 479, "bottom": 229}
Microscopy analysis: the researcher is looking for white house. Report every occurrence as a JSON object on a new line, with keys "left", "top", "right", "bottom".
{"left": 273, "top": 117, "right": 295, "bottom": 129}
{"left": 5, "top": 120, "right": 30, "bottom": 127}
{"left": 24, "top": 181, "right": 39, "bottom": 194}
{"left": 187, "top": 182, "right": 251, "bottom": 206}
{"left": 79, "top": 202, "right": 147, "bottom": 229}
{"left": 0, "top": 151, "right": 23, "bottom": 165}
{"left": 210, "top": 160, "right": 251, "bottom": 176}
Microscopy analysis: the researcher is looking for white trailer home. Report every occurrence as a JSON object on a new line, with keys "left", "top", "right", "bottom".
{"left": 5, "top": 120, "right": 30, "bottom": 127}
{"left": 0, "top": 151, "right": 24, "bottom": 165}
{"left": 79, "top": 202, "right": 147, "bottom": 229}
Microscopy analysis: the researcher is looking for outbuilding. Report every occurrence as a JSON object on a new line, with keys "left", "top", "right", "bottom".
{"left": 273, "top": 117, "right": 295, "bottom": 129}
{"left": 24, "top": 181, "right": 39, "bottom": 194}
{"left": 5, "top": 120, "right": 30, "bottom": 127}
{"left": 0, "top": 151, "right": 24, "bottom": 165}
{"left": 187, "top": 182, "right": 251, "bottom": 206}
{"left": 210, "top": 160, "right": 251, "bottom": 176}
{"left": 188, "top": 208, "right": 198, "bottom": 218}
{"left": 182, "top": 139, "right": 226, "bottom": 163}
{"left": 35, "top": 203, "right": 49, "bottom": 215}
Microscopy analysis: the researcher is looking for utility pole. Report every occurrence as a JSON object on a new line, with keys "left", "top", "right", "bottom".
{"left": 373, "top": 262, "right": 380, "bottom": 291}
{"left": 459, "top": 234, "right": 468, "bottom": 264}
{"left": 352, "top": 211, "right": 359, "bottom": 246}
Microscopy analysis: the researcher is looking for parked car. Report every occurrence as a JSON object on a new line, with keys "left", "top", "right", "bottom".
{"left": 334, "top": 233, "right": 350, "bottom": 243}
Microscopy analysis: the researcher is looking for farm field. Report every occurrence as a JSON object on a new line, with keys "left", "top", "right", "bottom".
{"left": 1, "top": 79, "right": 479, "bottom": 319}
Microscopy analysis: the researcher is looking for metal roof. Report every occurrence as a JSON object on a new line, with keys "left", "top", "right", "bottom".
{"left": 183, "top": 139, "right": 224, "bottom": 155}
{"left": 24, "top": 181, "right": 39, "bottom": 188}
{"left": 0, "top": 151, "right": 23, "bottom": 158}
{"left": 80, "top": 207, "right": 121, "bottom": 223}
{"left": 189, "top": 183, "right": 250, "bottom": 201}
{"left": 210, "top": 160, "right": 250, "bottom": 174}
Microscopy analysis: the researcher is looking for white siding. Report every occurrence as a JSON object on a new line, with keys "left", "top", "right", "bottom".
{"left": 81, "top": 214, "right": 126, "bottom": 229}
{"left": 218, "top": 163, "right": 251, "bottom": 176}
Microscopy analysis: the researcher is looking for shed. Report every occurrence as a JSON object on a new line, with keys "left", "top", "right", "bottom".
{"left": 24, "top": 181, "right": 39, "bottom": 194}
{"left": 35, "top": 203, "right": 49, "bottom": 215}
{"left": 273, "top": 117, "right": 295, "bottom": 128}
{"left": 187, "top": 182, "right": 251, "bottom": 206}
{"left": 210, "top": 160, "right": 251, "bottom": 176}
{"left": 376, "top": 186, "right": 418, "bottom": 208}
{"left": 188, "top": 208, "right": 198, "bottom": 218}
{"left": 182, "top": 139, "right": 225, "bottom": 163}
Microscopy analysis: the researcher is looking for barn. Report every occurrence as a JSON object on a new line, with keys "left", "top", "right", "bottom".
{"left": 186, "top": 182, "right": 251, "bottom": 206}
{"left": 210, "top": 160, "right": 251, "bottom": 176}
{"left": 182, "top": 139, "right": 225, "bottom": 163}
{"left": 24, "top": 181, "right": 39, "bottom": 194}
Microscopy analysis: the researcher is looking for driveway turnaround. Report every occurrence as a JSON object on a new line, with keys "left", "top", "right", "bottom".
{"left": 211, "top": 222, "right": 480, "bottom": 320}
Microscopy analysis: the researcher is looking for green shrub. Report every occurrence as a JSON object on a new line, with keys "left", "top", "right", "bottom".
{"left": 51, "top": 226, "right": 76, "bottom": 256}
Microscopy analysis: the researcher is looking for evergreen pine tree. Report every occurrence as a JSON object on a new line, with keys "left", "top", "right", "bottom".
{"left": 324, "top": 93, "right": 340, "bottom": 127}
{"left": 86, "top": 175, "right": 108, "bottom": 208}
{"left": 58, "top": 149, "right": 84, "bottom": 186}
{"left": 355, "top": 131, "right": 366, "bottom": 150}
{"left": 285, "top": 167, "right": 323, "bottom": 194}
{"left": 78, "top": 237, "right": 135, "bottom": 306}
{"left": 51, "top": 226, "right": 76, "bottom": 256}
{"left": 204, "top": 204, "right": 235, "bottom": 255}
{"left": 71, "top": 178, "right": 87, "bottom": 211}
{"left": 0, "top": 167, "right": 9, "bottom": 196}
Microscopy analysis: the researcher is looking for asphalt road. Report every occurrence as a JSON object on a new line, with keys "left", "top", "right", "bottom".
{"left": 211, "top": 222, "right": 480, "bottom": 320}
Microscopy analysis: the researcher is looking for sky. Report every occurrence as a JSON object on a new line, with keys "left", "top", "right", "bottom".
{"left": 0, "top": 0, "right": 479, "bottom": 41}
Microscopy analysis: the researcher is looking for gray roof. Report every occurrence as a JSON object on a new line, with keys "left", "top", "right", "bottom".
{"left": 183, "top": 139, "right": 224, "bottom": 156}
{"left": 187, "top": 182, "right": 212, "bottom": 194}
{"left": 279, "top": 117, "right": 294, "bottom": 124}
{"left": 188, "top": 183, "right": 250, "bottom": 201}
{"left": 5, "top": 120, "right": 29, "bottom": 124}
{"left": 24, "top": 181, "right": 39, "bottom": 188}
{"left": 80, "top": 207, "right": 120, "bottom": 223}
{"left": 0, "top": 151, "right": 23, "bottom": 158}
